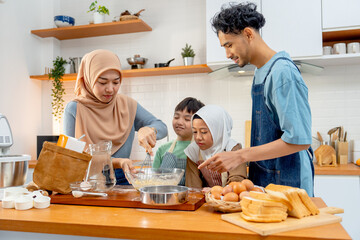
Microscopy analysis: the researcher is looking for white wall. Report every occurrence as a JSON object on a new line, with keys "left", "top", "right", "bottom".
{"left": 0, "top": 0, "right": 59, "bottom": 158}
{"left": 1, "top": 0, "right": 360, "bottom": 162}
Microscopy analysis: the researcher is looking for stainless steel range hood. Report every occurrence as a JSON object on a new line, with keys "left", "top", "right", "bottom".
{"left": 208, "top": 62, "right": 256, "bottom": 78}
{"left": 208, "top": 60, "right": 323, "bottom": 78}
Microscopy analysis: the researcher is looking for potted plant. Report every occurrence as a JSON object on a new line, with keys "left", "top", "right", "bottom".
{"left": 48, "top": 57, "right": 67, "bottom": 121}
{"left": 88, "top": 0, "right": 110, "bottom": 24}
{"left": 181, "top": 43, "right": 196, "bottom": 66}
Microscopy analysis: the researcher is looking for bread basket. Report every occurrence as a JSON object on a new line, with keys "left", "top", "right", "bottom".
{"left": 120, "top": 15, "right": 138, "bottom": 21}
{"left": 205, "top": 192, "right": 242, "bottom": 213}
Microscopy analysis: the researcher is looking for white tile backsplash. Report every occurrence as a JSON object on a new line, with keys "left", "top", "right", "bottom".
{"left": 54, "top": 0, "right": 360, "bottom": 161}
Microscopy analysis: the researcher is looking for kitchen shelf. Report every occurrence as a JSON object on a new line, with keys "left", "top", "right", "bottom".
{"left": 30, "top": 64, "right": 212, "bottom": 81}
{"left": 323, "top": 28, "right": 360, "bottom": 46}
{"left": 31, "top": 19, "right": 152, "bottom": 40}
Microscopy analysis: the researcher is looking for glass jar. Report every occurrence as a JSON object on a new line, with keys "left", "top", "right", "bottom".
{"left": 87, "top": 141, "right": 116, "bottom": 192}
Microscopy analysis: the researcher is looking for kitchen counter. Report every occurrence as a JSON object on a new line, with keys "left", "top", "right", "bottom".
{"left": 29, "top": 160, "right": 360, "bottom": 176}
{"left": 0, "top": 198, "right": 351, "bottom": 240}
{"left": 314, "top": 163, "right": 360, "bottom": 175}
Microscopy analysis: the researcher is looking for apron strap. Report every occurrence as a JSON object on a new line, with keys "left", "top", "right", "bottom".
{"left": 168, "top": 140, "right": 177, "bottom": 153}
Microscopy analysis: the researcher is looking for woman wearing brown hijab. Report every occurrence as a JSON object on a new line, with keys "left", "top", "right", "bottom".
{"left": 63, "top": 49, "right": 168, "bottom": 185}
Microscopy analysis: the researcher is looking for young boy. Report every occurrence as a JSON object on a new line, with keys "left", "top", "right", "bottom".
{"left": 153, "top": 97, "right": 204, "bottom": 185}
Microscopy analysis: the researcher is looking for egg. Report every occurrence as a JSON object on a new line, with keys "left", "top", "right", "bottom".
{"left": 232, "top": 182, "right": 247, "bottom": 195}
{"left": 228, "top": 181, "right": 239, "bottom": 188}
{"left": 252, "top": 186, "right": 264, "bottom": 192}
{"left": 212, "top": 191, "right": 222, "bottom": 200}
{"left": 210, "top": 185, "right": 223, "bottom": 195}
{"left": 239, "top": 191, "right": 250, "bottom": 200}
{"left": 221, "top": 185, "right": 233, "bottom": 195}
{"left": 241, "top": 179, "right": 254, "bottom": 191}
{"left": 223, "top": 192, "right": 239, "bottom": 202}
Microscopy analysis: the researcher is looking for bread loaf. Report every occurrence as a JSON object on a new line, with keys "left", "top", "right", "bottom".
{"left": 239, "top": 195, "right": 288, "bottom": 223}
{"left": 265, "top": 184, "right": 319, "bottom": 218}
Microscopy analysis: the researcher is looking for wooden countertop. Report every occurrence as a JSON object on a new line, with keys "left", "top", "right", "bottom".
{"left": 30, "top": 160, "right": 360, "bottom": 176}
{"left": 0, "top": 198, "right": 350, "bottom": 240}
{"left": 314, "top": 163, "right": 360, "bottom": 176}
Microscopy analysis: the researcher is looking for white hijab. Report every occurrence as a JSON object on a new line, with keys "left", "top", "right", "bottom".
{"left": 184, "top": 105, "right": 237, "bottom": 163}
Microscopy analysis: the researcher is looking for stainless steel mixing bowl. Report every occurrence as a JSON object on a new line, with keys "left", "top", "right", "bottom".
{"left": 139, "top": 185, "right": 188, "bottom": 206}
{"left": 0, "top": 155, "right": 30, "bottom": 188}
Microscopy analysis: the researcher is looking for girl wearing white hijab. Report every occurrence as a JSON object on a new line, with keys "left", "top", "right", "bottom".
{"left": 184, "top": 105, "right": 246, "bottom": 188}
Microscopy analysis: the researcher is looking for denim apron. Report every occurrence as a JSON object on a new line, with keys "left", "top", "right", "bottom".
{"left": 249, "top": 57, "right": 314, "bottom": 189}
{"left": 160, "top": 140, "right": 186, "bottom": 185}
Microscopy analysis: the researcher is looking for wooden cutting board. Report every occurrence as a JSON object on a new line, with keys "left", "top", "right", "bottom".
{"left": 50, "top": 186, "right": 205, "bottom": 211}
{"left": 221, "top": 208, "right": 342, "bottom": 236}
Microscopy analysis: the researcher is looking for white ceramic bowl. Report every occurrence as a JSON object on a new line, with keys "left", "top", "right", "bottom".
{"left": 54, "top": 15, "right": 75, "bottom": 28}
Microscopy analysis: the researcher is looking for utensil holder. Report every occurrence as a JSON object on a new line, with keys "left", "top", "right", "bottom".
{"left": 337, "top": 141, "right": 348, "bottom": 164}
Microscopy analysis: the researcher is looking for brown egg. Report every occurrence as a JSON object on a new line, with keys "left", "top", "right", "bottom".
{"left": 210, "top": 185, "right": 223, "bottom": 195}
{"left": 232, "top": 182, "right": 247, "bottom": 195}
{"left": 241, "top": 179, "right": 254, "bottom": 191}
{"left": 212, "top": 191, "right": 222, "bottom": 200}
{"left": 221, "top": 185, "right": 233, "bottom": 195}
{"left": 239, "top": 191, "right": 250, "bottom": 200}
{"left": 223, "top": 192, "right": 239, "bottom": 202}
{"left": 228, "top": 181, "right": 239, "bottom": 188}
{"left": 252, "top": 186, "right": 264, "bottom": 192}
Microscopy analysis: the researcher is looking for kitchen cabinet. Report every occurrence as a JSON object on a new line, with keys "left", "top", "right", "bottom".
{"left": 314, "top": 175, "right": 360, "bottom": 240}
{"left": 322, "top": 0, "right": 360, "bottom": 31}
{"left": 31, "top": 19, "right": 152, "bottom": 40}
{"left": 30, "top": 64, "right": 212, "bottom": 81}
{"left": 261, "top": 0, "right": 322, "bottom": 58}
{"left": 205, "top": 0, "right": 261, "bottom": 70}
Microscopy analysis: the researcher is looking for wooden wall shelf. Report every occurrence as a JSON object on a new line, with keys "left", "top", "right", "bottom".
{"left": 31, "top": 19, "right": 152, "bottom": 40}
{"left": 323, "top": 29, "right": 360, "bottom": 46}
{"left": 30, "top": 64, "right": 212, "bottom": 81}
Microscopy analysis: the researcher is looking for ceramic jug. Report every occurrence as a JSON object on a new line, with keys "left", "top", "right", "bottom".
{"left": 87, "top": 141, "right": 116, "bottom": 192}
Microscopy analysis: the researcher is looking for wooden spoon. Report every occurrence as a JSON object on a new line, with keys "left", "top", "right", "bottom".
{"left": 328, "top": 127, "right": 339, "bottom": 142}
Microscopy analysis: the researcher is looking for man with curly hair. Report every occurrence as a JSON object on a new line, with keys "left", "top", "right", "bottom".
{"left": 199, "top": 2, "right": 314, "bottom": 196}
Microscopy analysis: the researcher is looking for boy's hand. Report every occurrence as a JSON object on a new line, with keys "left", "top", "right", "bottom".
{"left": 138, "top": 126, "right": 156, "bottom": 155}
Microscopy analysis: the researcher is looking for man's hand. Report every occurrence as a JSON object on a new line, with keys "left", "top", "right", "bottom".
{"left": 198, "top": 151, "right": 244, "bottom": 172}
{"left": 138, "top": 126, "right": 157, "bottom": 155}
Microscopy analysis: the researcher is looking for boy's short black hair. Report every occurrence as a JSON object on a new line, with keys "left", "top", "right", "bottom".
{"left": 211, "top": 2, "right": 265, "bottom": 35}
{"left": 175, "top": 97, "right": 205, "bottom": 115}
{"left": 192, "top": 114, "right": 202, "bottom": 120}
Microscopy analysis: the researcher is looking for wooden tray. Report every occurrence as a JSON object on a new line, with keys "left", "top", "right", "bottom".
{"left": 50, "top": 186, "right": 205, "bottom": 211}
{"left": 221, "top": 207, "right": 342, "bottom": 236}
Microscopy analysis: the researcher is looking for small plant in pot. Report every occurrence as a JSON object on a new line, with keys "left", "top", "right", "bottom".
{"left": 48, "top": 57, "right": 67, "bottom": 121}
{"left": 88, "top": 0, "right": 110, "bottom": 24}
{"left": 181, "top": 43, "right": 195, "bottom": 66}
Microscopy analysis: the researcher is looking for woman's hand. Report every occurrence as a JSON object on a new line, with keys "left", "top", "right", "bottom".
{"left": 138, "top": 126, "right": 157, "bottom": 155}
{"left": 112, "top": 158, "right": 137, "bottom": 174}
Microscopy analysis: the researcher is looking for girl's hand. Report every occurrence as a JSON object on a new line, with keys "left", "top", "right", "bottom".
{"left": 138, "top": 126, "right": 157, "bottom": 155}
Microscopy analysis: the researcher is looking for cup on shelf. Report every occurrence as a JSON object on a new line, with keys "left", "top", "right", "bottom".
{"left": 347, "top": 42, "right": 360, "bottom": 54}
{"left": 323, "top": 46, "right": 333, "bottom": 55}
{"left": 333, "top": 43, "right": 346, "bottom": 54}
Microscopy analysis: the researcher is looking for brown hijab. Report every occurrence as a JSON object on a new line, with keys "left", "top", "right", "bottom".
{"left": 74, "top": 49, "right": 137, "bottom": 154}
